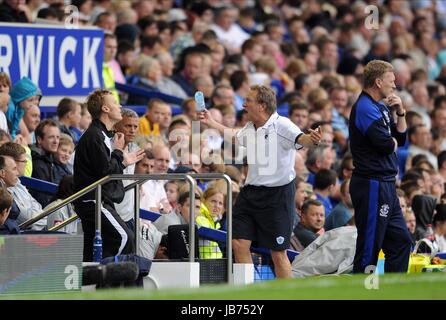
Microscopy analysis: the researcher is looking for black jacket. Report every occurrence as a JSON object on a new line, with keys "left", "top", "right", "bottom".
{"left": 0, "top": 2, "right": 29, "bottom": 22}
{"left": 54, "top": 159, "right": 72, "bottom": 185}
{"left": 73, "top": 119, "right": 125, "bottom": 205}
{"left": 30, "top": 145, "right": 56, "bottom": 207}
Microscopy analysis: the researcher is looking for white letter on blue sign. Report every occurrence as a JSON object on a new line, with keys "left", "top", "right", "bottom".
{"left": 0, "top": 35, "right": 12, "bottom": 75}
{"left": 82, "top": 37, "right": 101, "bottom": 88}
{"left": 17, "top": 35, "right": 44, "bottom": 84}
{"left": 48, "top": 36, "right": 55, "bottom": 88}
{"left": 59, "top": 36, "right": 77, "bottom": 88}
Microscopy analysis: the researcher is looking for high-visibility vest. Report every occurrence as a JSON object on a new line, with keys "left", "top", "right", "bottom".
{"left": 196, "top": 204, "right": 223, "bottom": 259}
{"left": 102, "top": 63, "right": 120, "bottom": 103}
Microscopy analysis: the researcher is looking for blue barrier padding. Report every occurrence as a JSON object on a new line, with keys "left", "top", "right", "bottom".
{"left": 115, "top": 82, "right": 185, "bottom": 106}
{"left": 140, "top": 208, "right": 161, "bottom": 222}
{"left": 20, "top": 176, "right": 300, "bottom": 261}
{"left": 436, "top": 252, "right": 446, "bottom": 259}
{"left": 20, "top": 176, "right": 58, "bottom": 195}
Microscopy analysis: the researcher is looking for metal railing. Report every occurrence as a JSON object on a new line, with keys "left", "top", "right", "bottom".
{"left": 20, "top": 173, "right": 233, "bottom": 283}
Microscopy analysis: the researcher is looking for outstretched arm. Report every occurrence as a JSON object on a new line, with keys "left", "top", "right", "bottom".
{"left": 296, "top": 127, "right": 322, "bottom": 148}
{"left": 198, "top": 109, "right": 239, "bottom": 143}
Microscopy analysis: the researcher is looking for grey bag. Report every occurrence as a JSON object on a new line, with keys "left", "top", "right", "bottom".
{"left": 291, "top": 226, "right": 357, "bottom": 278}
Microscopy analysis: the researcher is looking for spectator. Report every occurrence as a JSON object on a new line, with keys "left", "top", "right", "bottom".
{"left": 0, "top": 186, "right": 14, "bottom": 234}
{"left": 196, "top": 187, "right": 224, "bottom": 259}
{"left": 210, "top": 84, "right": 235, "bottom": 108}
{"left": 412, "top": 194, "right": 437, "bottom": 239}
{"left": 156, "top": 52, "right": 188, "bottom": 99}
{"left": 339, "top": 153, "right": 354, "bottom": 182}
{"left": 94, "top": 11, "right": 116, "bottom": 33}
{"left": 0, "top": 73, "right": 11, "bottom": 132}
{"left": 45, "top": 175, "right": 79, "bottom": 234}
{"left": 154, "top": 191, "right": 202, "bottom": 235}
{"left": 0, "top": 0, "right": 30, "bottom": 22}
{"left": 192, "top": 75, "right": 214, "bottom": 106}
{"left": 172, "top": 50, "right": 205, "bottom": 97}
{"left": 433, "top": 204, "right": 446, "bottom": 252}
{"left": 53, "top": 134, "right": 74, "bottom": 185}
{"left": 167, "top": 118, "right": 191, "bottom": 170}
{"left": 113, "top": 108, "right": 140, "bottom": 231}
{"left": 75, "top": 103, "right": 88, "bottom": 130}
{"left": 102, "top": 33, "right": 121, "bottom": 102}
{"left": 117, "top": 40, "right": 136, "bottom": 78}
{"left": 403, "top": 205, "right": 417, "bottom": 243}
{"left": 211, "top": 6, "right": 250, "bottom": 54}
{"left": 164, "top": 181, "right": 179, "bottom": 209}
{"left": 56, "top": 98, "right": 82, "bottom": 144}
{"left": 30, "top": 119, "right": 60, "bottom": 207}
{"left": 313, "top": 169, "right": 337, "bottom": 217}
{"left": 0, "top": 156, "right": 20, "bottom": 234}
{"left": 305, "top": 144, "right": 335, "bottom": 186}
{"left": 7, "top": 77, "right": 41, "bottom": 139}
{"left": 140, "top": 143, "right": 171, "bottom": 213}
{"left": 294, "top": 177, "right": 309, "bottom": 226}
{"left": 137, "top": 98, "right": 171, "bottom": 137}
{"left": 134, "top": 149, "right": 154, "bottom": 175}
{"left": 408, "top": 124, "right": 437, "bottom": 169}
{"left": 288, "top": 102, "right": 309, "bottom": 131}
{"left": 324, "top": 179, "right": 354, "bottom": 231}
{"left": 230, "top": 70, "right": 250, "bottom": 111}
{"left": 22, "top": 105, "right": 40, "bottom": 145}
{"left": 0, "top": 144, "right": 46, "bottom": 231}
{"left": 290, "top": 199, "right": 325, "bottom": 251}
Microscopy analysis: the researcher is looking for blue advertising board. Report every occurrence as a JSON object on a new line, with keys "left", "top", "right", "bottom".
{"left": 0, "top": 23, "right": 103, "bottom": 97}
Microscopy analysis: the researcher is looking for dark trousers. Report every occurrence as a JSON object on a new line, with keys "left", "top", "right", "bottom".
{"left": 74, "top": 201, "right": 135, "bottom": 262}
{"left": 350, "top": 176, "right": 412, "bottom": 273}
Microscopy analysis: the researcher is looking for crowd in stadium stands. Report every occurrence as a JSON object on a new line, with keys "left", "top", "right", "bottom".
{"left": 1, "top": 0, "right": 446, "bottom": 266}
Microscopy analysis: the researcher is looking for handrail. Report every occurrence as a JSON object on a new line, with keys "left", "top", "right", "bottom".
{"left": 23, "top": 172, "right": 233, "bottom": 282}
{"left": 96, "top": 173, "right": 195, "bottom": 262}
{"left": 187, "top": 173, "right": 233, "bottom": 284}
{"left": 48, "top": 214, "right": 78, "bottom": 232}
{"left": 19, "top": 175, "right": 111, "bottom": 229}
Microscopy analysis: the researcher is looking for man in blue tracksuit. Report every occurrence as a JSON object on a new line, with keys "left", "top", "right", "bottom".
{"left": 349, "top": 60, "right": 412, "bottom": 273}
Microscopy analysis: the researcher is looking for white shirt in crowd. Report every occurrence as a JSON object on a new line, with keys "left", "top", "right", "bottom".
{"left": 236, "top": 112, "right": 303, "bottom": 187}
{"left": 140, "top": 179, "right": 168, "bottom": 211}
{"left": 114, "top": 142, "right": 137, "bottom": 222}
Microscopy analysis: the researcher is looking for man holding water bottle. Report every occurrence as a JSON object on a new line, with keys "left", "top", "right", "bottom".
{"left": 198, "top": 85, "right": 321, "bottom": 278}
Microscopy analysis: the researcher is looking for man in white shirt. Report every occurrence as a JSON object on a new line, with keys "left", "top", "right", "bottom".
{"left": 210, "top": 6, "right": 249, "bottom": 54}
{"left": 198, "top": 85, "right": 321, "bottom": 278}
{"left": 140, "top": 143, "right": 170, "bottom": 213}
{"left": 114, "top": 108, "right": 140, "bottom": 231}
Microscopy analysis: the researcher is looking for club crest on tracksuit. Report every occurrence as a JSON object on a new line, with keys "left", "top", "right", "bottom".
{"left": 276, "top": 236, "right": 284, "bottom": 245}
{"left": 379, "top": 204, "right": 389, "bottom": 218}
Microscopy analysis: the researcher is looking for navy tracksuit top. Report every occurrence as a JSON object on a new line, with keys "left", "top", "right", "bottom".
{"left": 349, "top": 91, "right": 407, "bottom": 181}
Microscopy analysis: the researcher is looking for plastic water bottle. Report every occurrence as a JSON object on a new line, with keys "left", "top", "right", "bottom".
{"left": 424, "top": 224, "right": 435, "bottom": 241}
{"left": 194, "top": 91, "right": 206, "bottom": 112}
{"left": 93, "top": 230, "right": 103, "bottom": 262}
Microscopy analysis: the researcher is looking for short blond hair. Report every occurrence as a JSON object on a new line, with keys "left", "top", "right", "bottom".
{"left": 58, "top": 133, "right": 74, "bottom": 149}
{"left": 86, "top": 89, "right": 113, "bottom": 119}
{"left": 363, "top": 60, "right": 394, "bottom": 89}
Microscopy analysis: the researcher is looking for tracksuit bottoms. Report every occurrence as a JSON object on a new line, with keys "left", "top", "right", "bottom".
{"left": 350, "top": 175, "right": 412, "bottom": 273}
